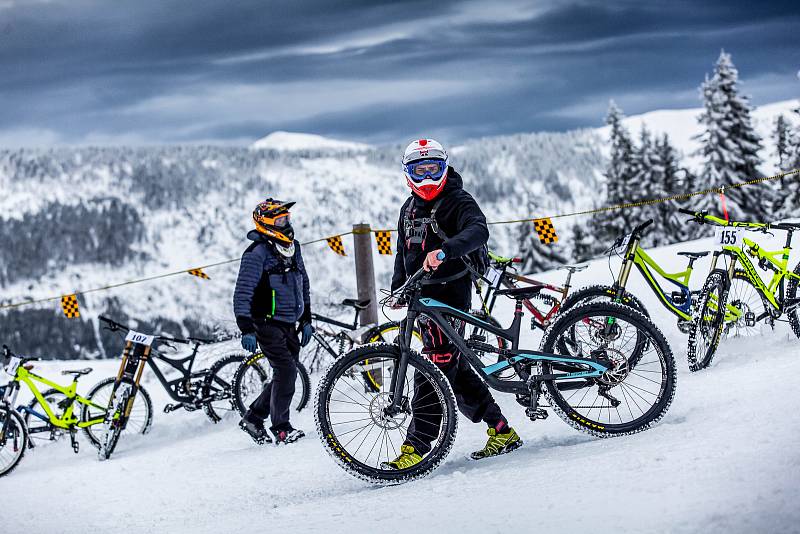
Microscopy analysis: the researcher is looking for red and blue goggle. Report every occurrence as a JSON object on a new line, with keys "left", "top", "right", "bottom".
{"left": 404, "top": 159, "right": 447, "bottom": 182}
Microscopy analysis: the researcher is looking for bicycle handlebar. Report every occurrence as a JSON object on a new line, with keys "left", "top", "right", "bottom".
{"left": 632, "top": 219, "right": 654, "bottom": 236}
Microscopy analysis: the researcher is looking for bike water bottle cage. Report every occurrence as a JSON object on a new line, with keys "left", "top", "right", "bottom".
{"left": 405, "top": 159, "right": 447, "bottom": 182}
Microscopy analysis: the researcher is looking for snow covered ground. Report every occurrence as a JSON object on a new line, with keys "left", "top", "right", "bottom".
{"left": 5, "top": 233, "right": 800, "bottom": 533}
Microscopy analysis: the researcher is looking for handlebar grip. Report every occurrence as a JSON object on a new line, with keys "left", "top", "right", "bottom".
{"left": 677, "top": 208, "right": 695, "bottom": 216}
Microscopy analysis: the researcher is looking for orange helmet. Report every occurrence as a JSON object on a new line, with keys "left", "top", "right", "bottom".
{"left": 253, "top": 198, "right": 295, "bottom": 245}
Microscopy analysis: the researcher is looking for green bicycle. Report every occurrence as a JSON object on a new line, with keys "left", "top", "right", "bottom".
{"left": 682, "top": 210, "right": 800, "bottom": 371}
{"left": 0, "top": 345, "right": 152, "bottom": 477}
{"left": 561, "top": 219, "right": 756, "bottom": 336}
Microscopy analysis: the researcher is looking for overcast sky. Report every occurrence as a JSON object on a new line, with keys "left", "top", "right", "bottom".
{"left": 0, "top": 0, "right": 798, "bottom": 147}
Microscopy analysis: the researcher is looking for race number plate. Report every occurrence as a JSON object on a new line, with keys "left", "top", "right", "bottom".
{"left": 125, "top": 330, "right": 156, "bottom": 347}
{"left": 619, "top": 232, "right": 633, "bottom": 252}
{"left": 714, "top": 227, "right": 743, "bottom": 246}
{"left": 4, "top": 356, "right": 21, "bottom": 378}
{"left": 485, "top": 267, "right": 502, "bottom": 287}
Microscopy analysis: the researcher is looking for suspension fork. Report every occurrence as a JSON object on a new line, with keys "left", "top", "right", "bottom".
{"left": 614, "top": 238, "right": 639, "bottom": 301}
{"left": 387, "top": 310, "right": 418, "bottom": 415}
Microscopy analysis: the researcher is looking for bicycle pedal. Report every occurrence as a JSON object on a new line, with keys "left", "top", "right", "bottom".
{"left": 525, "top": 407, "right": 548, "bottom": 421}
{"left": 469, "top": 334, "right": 486, "bottom": 343}
{"left": 163, "top": 403, "right": 181, "bottom": 413}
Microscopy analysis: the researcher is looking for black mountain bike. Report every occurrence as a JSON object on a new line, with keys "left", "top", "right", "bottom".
{"left": 232, "top": 298, "right": 421, "bottom": 415}
{"left": 315, "top": 265, "right": 677, "bottom": 484}
{"left": 90, "top": 317, "right": 246, "bottom": 459}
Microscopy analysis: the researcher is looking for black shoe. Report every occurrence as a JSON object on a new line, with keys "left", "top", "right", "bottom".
{"left": 271, "top": 425, "right": 305, "bottom": 445}
{"left": 239, "top": 411, "right": 271, "bottom": 445}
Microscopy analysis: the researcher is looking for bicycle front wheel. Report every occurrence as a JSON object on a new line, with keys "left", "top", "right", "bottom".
{"left": 315, "top": 343, "right": 457, "bottom": 484}
{"left": 787, "top": 261, "right": 800, "bottom": 339}
{"left": 232, "top": 353, "right": 311, "bottom": 415}
{"left": 82, "top": 378, "right": 153, "bottom": 449}
{"left": 539, "top": 301, "right": 676, "bottom": 436}
{"left": 688, "top": 269, "right": 729, "bottom": 372}
{"left": 202, "top": 354, "right": 245, "bottom": 423}
{"left": 0, "top": 405, "right": 27, "bottom": 477}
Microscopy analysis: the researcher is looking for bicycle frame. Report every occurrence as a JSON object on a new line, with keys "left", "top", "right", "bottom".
{"left": 13, "top": 367, "right": 106, "bottom": 429}
{"left": 388, "top": 292, "right": 611, "bottom": 414}
{"left": 721, "top": 232, "right": 800, "bottom": 314}
{"left": 476, "top": 257, "right": 572, "bottom": 329}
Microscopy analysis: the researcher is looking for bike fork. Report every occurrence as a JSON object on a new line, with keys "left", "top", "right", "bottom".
{"left": 386, "top": 312, "right": 417, "bottom": 416}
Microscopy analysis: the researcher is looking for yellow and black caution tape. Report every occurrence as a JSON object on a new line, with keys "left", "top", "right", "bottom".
{"left": 1, "top": 168, "right": 797, "bottom": 312}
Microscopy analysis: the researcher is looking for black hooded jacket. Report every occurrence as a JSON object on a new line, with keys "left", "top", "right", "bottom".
{"left": 391, "top": 167, "right": 489, "bottom": 310}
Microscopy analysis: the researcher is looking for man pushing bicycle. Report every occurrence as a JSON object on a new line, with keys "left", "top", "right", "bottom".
{"left": 385, "top": 139, "right": 522, "bottom": 469}
{"left": 234, "top": 199, "right": 314, "bottom": 445}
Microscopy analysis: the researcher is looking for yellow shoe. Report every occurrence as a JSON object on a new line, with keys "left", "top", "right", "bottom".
{"left": 470, "top": 427, "right": 522, "bottom": 460}
{"left": 382, "top": 444, "right": 422, "bottom": 470}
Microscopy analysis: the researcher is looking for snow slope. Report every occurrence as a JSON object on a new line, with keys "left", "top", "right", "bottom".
{"left": 6, "top": 233, "right": 799, "bottom": 533}
{"left": 251, "top": 131, "right": 370, "bottom": 152}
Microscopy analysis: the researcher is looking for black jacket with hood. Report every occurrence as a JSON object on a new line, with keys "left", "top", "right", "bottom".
{"left": 391, "top": 167, "right": 489, "bottom": 310}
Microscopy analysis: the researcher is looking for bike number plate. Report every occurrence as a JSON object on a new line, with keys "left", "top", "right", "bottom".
{"left": 485, "top": 267, "right": 502, "bottom": 287}
{"left": 125, "top": 330, "right": 156, "bottom": 347}
{"left": 619, "top": 232, "right": 633, "bottom": 251}
{"left": 2, "top": 357, "right": 21, "bottom": 385}
{"left": 714, "top": 228, "right": 743, "bottom": 246}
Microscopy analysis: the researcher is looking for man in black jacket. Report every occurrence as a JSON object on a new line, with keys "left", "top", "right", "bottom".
{"left": 233, "top": 199, "right": 314, "bottom": 445}
{"left": 385, "top": 139, "right": 521, "bottom": 470}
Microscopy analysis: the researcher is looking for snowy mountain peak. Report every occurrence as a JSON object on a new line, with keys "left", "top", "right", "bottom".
{"left": 250, "top": 131, "right": 370, "bottom": 152}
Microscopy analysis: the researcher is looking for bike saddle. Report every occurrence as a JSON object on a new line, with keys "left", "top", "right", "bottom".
{"left": 61, "top": 368, "right": 93, "bottom": 377}
{"left": 677, "top": 251, "right": 709, "bottom": 259}
{"left": 495, "top": 285, "right": 544, "bottom": 299}
{"left": 341, "top": 298, "right": 371, "bottom": 310}
{"left": 559, "top": 264, "right": 588, "bottom": 273}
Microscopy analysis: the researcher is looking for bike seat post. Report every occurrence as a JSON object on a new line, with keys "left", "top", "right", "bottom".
{"left": 511, "top": 298, "right": 524, "bottom": 351}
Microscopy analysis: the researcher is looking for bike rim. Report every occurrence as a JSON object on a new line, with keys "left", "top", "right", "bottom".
{"left": 206, "top": 361, "right": 239, "bottom": 421}
{"left": 546, "top": 309, "right": 669, "bottom": 429}
{"left": 324, "top": 353, "right": 449, "bottom": 473}
{"left": 695, "top": 280, "right": 726, "bottom": 366}
{"left": 85, "top": 383, "right": 150, "bottom": 441}
{"left": 0, "top": 410, "right": 24, "bottom": 471}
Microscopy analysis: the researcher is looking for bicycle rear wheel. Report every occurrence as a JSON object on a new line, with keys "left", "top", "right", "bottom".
{"left": 688, "top": 269, "right": 729, "bottom": 372}
{"left": 0, "top": 406, "right": 27, "bottom": 477}
{"left": 538, "top": 301, "right": 676, "bottom": 436}
{"left": 202, "top": 354, "right": 244, "bottom": 423}
{"left": 315, "top": 343, "right": 456, "bottom": 484}
{"left": 97, "top": 383, "right": 131, "bottom": 461}
{"left": 23, "top": 389, "right": 68, "bottom": 447}
{"left": 232, "top": 354, "right": 311, "bottom": 415}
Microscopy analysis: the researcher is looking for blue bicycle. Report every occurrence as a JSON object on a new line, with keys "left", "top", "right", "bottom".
{"left": 315, "top": 265, "right": 677, "bottom": 484}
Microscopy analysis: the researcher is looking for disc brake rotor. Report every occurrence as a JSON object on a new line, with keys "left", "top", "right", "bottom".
{"left": 597, "top": 347, "right": 629, "bottom": 387}
{"left": 370, "top": 392, "right": 408, "bottom": 430}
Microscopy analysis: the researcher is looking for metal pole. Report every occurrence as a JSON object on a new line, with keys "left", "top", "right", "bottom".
{"left": 352, "top": 223, "right": 378, "bottom": 326}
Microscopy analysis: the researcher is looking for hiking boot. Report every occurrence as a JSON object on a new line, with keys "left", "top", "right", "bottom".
{"left": 470, "top": 426, "right": 522, "bottom": 460}
{"left": 271, "top": 426, "right": 305, "bottom": 445}
{"left": 381, "top": 444, "right": 422, "bottom": 470}
{"left": 239, "top": 411, "right": 271, "bottom": 445}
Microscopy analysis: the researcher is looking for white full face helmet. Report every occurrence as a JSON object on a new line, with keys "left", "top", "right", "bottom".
{"left": 402, "top": 138, "right": 449, "bottom": 201}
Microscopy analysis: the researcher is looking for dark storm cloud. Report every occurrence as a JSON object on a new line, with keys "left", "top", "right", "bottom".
{"left": 0, "top": 0, "right": 797, "bottom": 146}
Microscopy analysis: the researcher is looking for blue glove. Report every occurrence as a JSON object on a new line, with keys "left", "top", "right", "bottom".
{"left": 299, "top": 322, "right": 314, "bottom": 347}
{"left": 241, "top": 333, "right": 258, "bottom": 353}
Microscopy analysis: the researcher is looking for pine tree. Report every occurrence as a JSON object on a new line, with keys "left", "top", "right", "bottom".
{"left": 593, "top": 101, "right": 636, "bottom": 251}
{"left": 654, "top": 133, "right": 693, "bottom": 242}
{"left": 777, "top": 104, "right": 800, "bottom": 217}
{"left": 627, "top": 126, "right": 661, "bottom": 244}
{"left": 775, "top": 114, "right": 791, "bottom": 168}
{"left": 571, "top": 220, "right": 596, "bottom": 263}
{"left": 694, "top": 51, "right": 772, "bottom": 221}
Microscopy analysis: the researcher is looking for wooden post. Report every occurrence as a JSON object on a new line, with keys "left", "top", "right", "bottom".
{"left": 352, "top": 223, "right": 379, "bottom": 326}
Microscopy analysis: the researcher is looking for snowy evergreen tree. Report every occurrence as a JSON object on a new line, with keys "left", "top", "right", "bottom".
{"left": 694, "top": 51, "right": 772, "bottom": 221}
{"left": 774, "top": 114, "right": 792, "bottom": 169}
{"left": 571, "top": 219, "right": 597, "bottom": 263}
{"left": 592, "top": 101, "right": 636, "bottom": 252}
{"left": 654, "top": 133, "right": 693, "bottom": 242}
{"left": 626, "top": 126, "right": 661, "bottom": 244}
{"left": 776, "top": 104, "right": 800, "bottom": 217}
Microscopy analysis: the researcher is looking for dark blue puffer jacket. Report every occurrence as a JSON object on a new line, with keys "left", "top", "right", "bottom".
{"left": 233, "top": 231, "right": 311, "bottom": 334}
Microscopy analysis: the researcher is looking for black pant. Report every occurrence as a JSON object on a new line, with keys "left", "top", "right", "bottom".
{"left": 248, "top": 321, "right": 299, "bottom": 432}
{"left": 405, "top": 314, "right": 504, "bottom": 455}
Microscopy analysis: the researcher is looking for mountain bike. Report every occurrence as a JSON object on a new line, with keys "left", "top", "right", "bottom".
{"left": 0, "top": 345, "right": 152, "bottom": 476}
{"left": 681, "top": 210, "right": 800, "bottom": 371}
{"left": 232, "top": 298, "right": 422, "bottom": 414}
{"left": 315, "top": 265, "right": 677, "bottom": 484}
{"left": 560, "top": 219, "right": 758, "bottom": 339}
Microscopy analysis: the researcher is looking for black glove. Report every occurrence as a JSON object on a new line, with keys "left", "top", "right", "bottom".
{"left": 298, "top": 321, "right": 314, "bottom": 347}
